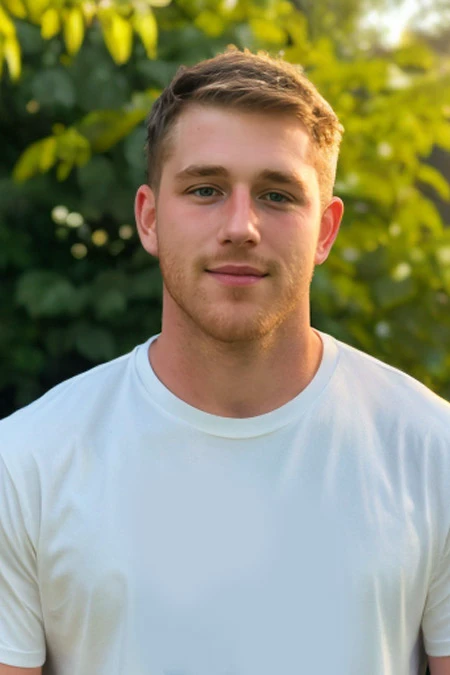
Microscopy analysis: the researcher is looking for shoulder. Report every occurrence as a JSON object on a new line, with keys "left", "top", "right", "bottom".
{"left": 0, "top": 341, "right": 148, "bottom": 467}
{"left": 326, "top": 333, "right": 450, "bottom": 435}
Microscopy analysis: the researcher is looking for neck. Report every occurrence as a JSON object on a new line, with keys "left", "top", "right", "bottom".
{"left": 148, "top": 319, "right": 323, "bottom": 418}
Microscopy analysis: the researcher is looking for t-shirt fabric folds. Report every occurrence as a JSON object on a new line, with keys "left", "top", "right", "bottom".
{"left": 1, "top": 330, "right": 450, "bottom": 675}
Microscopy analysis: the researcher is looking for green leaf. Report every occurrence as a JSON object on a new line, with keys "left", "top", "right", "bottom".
{"left": 395, "top": 41, "right": 435, "bottom": 70}
{"left": 435, "top": 122, "right": 450, "bottom": 151}
{"left": 77, "top": 109, "right": 148, "bottom": 153}
{"left": 417, "top": 164, "right": 450, "bottom": 201}
{"left": 63, "top": 6, "right": 85, "bottom": 56}
{"left": 12, "top": 345, "right": 45, "bottom": 374}
{"left": 93, "top": 289, "right": 127, "bottom": 320}
{"left": 56, "top": 160, "right": 73, "bottom": 181}
{"left": 2, "top": 0, "right": 26, "bottom": 20}
{"left": 372, "top": 277, "right": 417, "bottom": 310}
{"left": 13, "top": 140, "right": 43, "bottom": 181}
{"left": 194, "top": 10, "right": 226, "bottom": 37}
{"left": 31, "top": 68, "right": 76, "bottom": 107}
{"left": 100, "top": 10, "right": 133, "bottom": 64}
{"left": 4, "top": 35, "right": 21, "bottom": 80}
{"left": 39, "top": 136, "right": 57, "bottom": 172}
{"left": 133, "top": 9, "right": 158, "bottom": 59}
{"left": 13, "top": 126, "right": 91, "bottom": 182}
{"left": 130, "top": 267, "right": 162, "bottom": 300}
{"left": 77, "top": 156, "right": 116, "bottom": 205}
{"left": 250, "top": 17, "right": 285, "bottom": 44}
{"left": 16, "top": 270, "right": 79, "bottom": 317}
{"left": 41, "top": 7, "right": 60, "bottom": 39}
{"left": 72, "top": 322, "right": 116, "bottom": 361}
{"left": 124, "top": 126, "right": 147, "bottom": 168}
{"left": 0, "top": 6, "right": 16, "bottom": 38}
{"left": 417, "top": 197, "right": 445, "bottom": 234}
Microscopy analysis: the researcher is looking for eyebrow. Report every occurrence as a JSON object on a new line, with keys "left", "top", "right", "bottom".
{"left": 174, "top": 165, "right": 229, "bottom": 180}
{"left": 174, "top": 165, "right": 308, "bottom": 194}
{"left": 258, "top": 169, "right": 308, "bottom": 195}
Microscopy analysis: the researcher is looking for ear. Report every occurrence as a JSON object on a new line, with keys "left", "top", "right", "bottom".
{"left": 314, "top": 197, "right": 344, "bottom": 265}
{"left": 135, "top": 184, "right": 159, "bottom": 257}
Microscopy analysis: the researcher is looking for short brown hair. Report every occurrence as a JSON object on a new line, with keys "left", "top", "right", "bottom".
{"left": 146, "top": 47, "right": 344, "bottom": 207}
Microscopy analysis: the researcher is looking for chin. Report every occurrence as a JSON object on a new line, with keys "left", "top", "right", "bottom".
{"left": 165, "top": 286, "right": 292, "bottom": 344}
{"left": 193, "top": 312, "right": 280, "bottom": 344}
{"left": 203, "top": 327, "right": 265, "bottom": 344}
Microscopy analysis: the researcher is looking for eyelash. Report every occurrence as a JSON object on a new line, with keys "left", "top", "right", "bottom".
{"left": 187, "top": 186, "right": 293, "bottom": 204}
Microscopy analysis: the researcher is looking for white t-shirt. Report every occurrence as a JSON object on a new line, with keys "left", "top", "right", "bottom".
{"left": 1, "top": 330, "right": 450, "bottom": 675}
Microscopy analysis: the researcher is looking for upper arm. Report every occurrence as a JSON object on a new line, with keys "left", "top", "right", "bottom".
{"left": 0, "top": 666, "right": 42, "bottom": 675}
{"left": 0, "top": 456, "right": 45, "bottom": 667}
{"left": 429, "top": 656, "right": 450, "bottom": 675}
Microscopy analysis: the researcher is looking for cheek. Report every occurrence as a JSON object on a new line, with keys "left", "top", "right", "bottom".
{"left": 158, "top": 200, "right": 207, "bottom": 241}
{"left": 270, "top": 220, "right": 314, "bottom": 259}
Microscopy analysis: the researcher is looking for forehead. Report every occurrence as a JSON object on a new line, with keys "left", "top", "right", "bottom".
{"left": 162, "top": 104, "right": 315, "bottom": 179}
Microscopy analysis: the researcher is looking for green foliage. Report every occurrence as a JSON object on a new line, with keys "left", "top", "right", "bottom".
{"left": 0, "top": 0, "right": 450, "bottom": 417}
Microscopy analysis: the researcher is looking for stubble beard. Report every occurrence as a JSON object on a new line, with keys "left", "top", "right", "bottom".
{"left": 158, "top": 250, "right": 314, "bottom": 346}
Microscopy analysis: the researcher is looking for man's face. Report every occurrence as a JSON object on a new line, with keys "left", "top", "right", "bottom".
{"left": 135, "top": 105, "right": 342, "bottom": 343}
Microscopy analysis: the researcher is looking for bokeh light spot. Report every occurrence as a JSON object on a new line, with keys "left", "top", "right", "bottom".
{"left": 392, "top": 262, "right": 412, "bottom": 281}
{"left": 92, "top": 229, "right": 109, "bottom": 246}
{"left": 119, "top": 224, "right": 134, "bottom": 240}
{"left": 51, "top": 205, "right": 69, "bottom": 224}
{"left": 71, "top": 243, "right": 87, "bottom": 259}
{"left": 26, "top": 100, "right": 40, "bottom": 114}
{"left": 66, "top": 212, "right": 84, "bottom": 228}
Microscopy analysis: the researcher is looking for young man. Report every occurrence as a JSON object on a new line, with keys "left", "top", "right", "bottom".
{"left": 0, "top": 48, "right": 449, "bottom": 675}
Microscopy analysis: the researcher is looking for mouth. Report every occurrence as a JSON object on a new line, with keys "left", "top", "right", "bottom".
{"left": 206, "top": 265, "right": 268, "bottom": 287}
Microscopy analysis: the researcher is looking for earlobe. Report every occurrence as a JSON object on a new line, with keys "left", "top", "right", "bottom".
{"left": 314, "top": 197, "right": 344, "bottom": 265}
{"left": 135, "top": 184, "right": 159, "bottom": 257}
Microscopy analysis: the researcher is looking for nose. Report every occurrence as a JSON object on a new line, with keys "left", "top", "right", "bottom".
{"left": 217, "top": 187, "right": 261, "bottom": 247}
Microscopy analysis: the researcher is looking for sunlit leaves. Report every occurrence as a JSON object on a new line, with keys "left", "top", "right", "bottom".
{"left": 0, "top": 0, "right": 164, "bottom": 72}
{"left": 195, "top": 10, "right": 225, "bottom": 37}
{"left": 1, "top": 0, "right": 26, "bottom": 19}
{"left": 40, "top": 7, "right": 59, "bottom": 38}
{"left": 0, "top": 5, "right": 15, "bottom": 36}
{"left": 132, "top": 8, "right": 157, "bottom": 58}
{"left": 0, "top": 4, "right": 20, "bottom": 79}
{"left": 249, "top": 17, "right": 285, "bottom": 44}
{"left": 0, "top": 0, "right": 337, "bottom": 74}
{"left": 63, "top": 6, "right": 84, "bottom": 55}
{"left": 3, "top": 33, "right": 20, "bottom": 78}
{"left": 99, "top": 8, "right": 133, "bottom": 64}
{"left": 13, "top": 85, "right": 156, "bottom": 181}
{"left": 39, "top": 136, "right": 57, "bottom": 172}
{"left": 395, "top": 39, "right": 436, "bottom": 70}
{"left": 77, "top": 107, "right": 149, "bottom": 153}
{"left": 417, "top": 163, "right": 450, "bottom": 201}
{"left": 13, "top": 128, "right": 91, "bottom": 182}
{"left": 24, "top": 0, "right": 51, "bottom": 23}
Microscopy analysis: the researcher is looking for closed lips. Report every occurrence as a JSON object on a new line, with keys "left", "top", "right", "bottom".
{"left": 207, "top": 266, "right": 267, "bottom": 276}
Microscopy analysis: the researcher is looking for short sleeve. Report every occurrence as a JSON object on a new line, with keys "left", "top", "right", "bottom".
{"left": 422, "top": 526, "right": 450, "bottom": 657}
{"left": 0, "top": 454, "right": 46, "bottom": 667}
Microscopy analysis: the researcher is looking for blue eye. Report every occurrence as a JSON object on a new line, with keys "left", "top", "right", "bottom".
{"left": 192, "top": 187, "right": 217, "bottom": 197}
{"left": 264, "top": 192, "right": 289, "bottom": 203}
